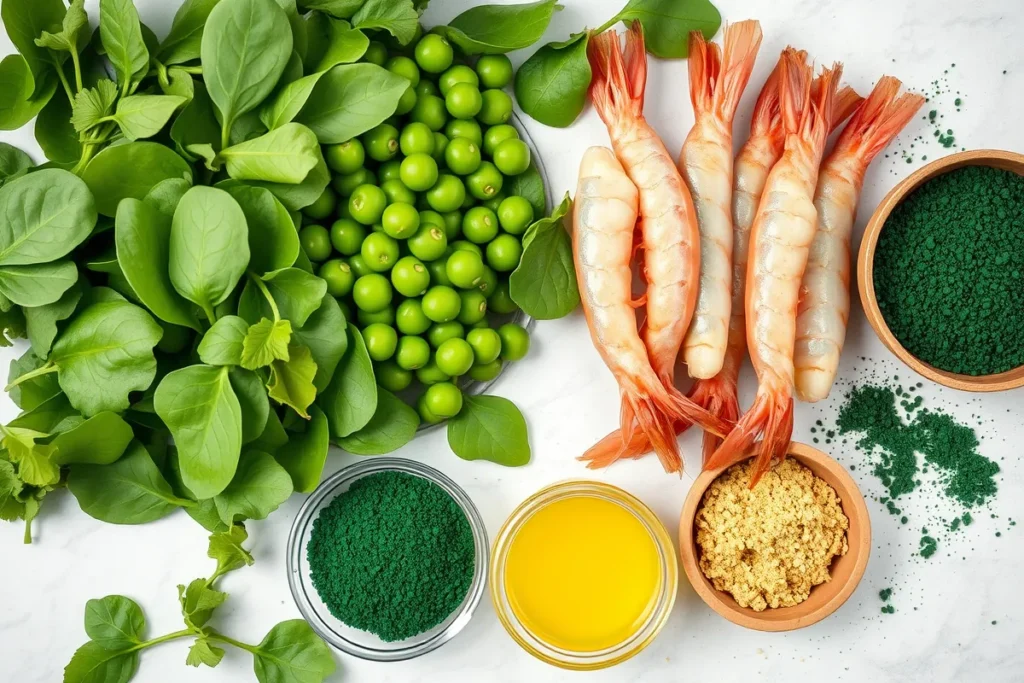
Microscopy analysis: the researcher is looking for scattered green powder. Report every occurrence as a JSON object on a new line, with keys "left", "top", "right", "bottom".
{"left": 879, "top": 588, "right": 893, "bottom": 601}
{"left": 919, "top": 535, "right": 938, "bottom": 558}
{"left": 874, "top": 165, "right": 1024, "bottom": 375}
{"left": 881, "top": 604, "right": 896, "bottom": 614}
{"left": 963, "top": 512, "right": 973, "bottom": 525}
{"left": 306, "top": 471, "right": 475, "bottom": 642}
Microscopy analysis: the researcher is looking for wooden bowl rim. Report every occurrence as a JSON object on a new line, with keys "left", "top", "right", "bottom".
{"left": 678, "top": 442, "right": 871, "bottom": 632}
{"left": 857, "top": 148, "right": 1024, "bottom": 392}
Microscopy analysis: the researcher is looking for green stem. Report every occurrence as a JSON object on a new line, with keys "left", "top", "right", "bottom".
{"left": 205, "top": 566, "right": 228, "bottom": 588}
{"left": 54, "top": 62, "right": 75, "bottom": 103}
{"left": 249, "top": 272, "right": 280, "bottom": 322}
{"left": 179, "top": 66, "right": 203, "bottom": 75}
{"left": 5, "top": 362, "right": 58, "bottom": 391}
{"left": 207, "top": 632, "right": 258, "bottom": 655}
{"left": 131, "top": 629, "right": 194, "bottom": 653}
{"left": 23, "top": 519, "right": 32, "bottom": 545}
{"left": 70, "top": 50, "right": 83, "bottom": 93}
{"left": 201, "top": 302, "right": 218, "bottom": 326}
{"left": 220, "top": 122, "right": 232, "bottom": 154}
{"left": 594, "top": 9, "right": 625, "bottom": 36}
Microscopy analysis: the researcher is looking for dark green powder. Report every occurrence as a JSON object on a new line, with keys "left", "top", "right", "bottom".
{"left": 874, "top": 165, "right": 1024, "bottom": 375}
{"left": 307, "top": 471, "right": 475, "bottom": 642}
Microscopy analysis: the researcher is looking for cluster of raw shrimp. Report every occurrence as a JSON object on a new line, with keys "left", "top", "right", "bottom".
{"left": 574, "top": 20, "right": 923, "bottom": 484}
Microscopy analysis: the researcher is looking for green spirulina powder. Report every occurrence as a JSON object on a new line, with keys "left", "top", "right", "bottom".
{"left": 874, "top": 165, "right": 1024, "bottom": 375}
{"left": 307, "top": 471, "right": 475, "bottom": 642}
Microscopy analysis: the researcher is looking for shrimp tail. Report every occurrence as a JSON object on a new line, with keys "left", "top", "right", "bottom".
{"left": 688, "top": 376, "right": 741, "bottom": 466}
{"left": 833, "top": 76, "right": 926, "bottom": 161}
{"left": 781, "top": 49, "right": 841, "bottom": 147}
{"left": 832, "top": 85, "right": 864, "bottom": 131}
{"left": 705, "top": 383, "right": 793, "bottom": 486}
{"left": 588, "top": 21, "right": 646, "bottom": 126}
{"left": 749, "top": 52, "right": 787, "bottom": 141}
{"left": 625, "top": 375, "right": 684, "bottom": 474}
{"left": 689, "top": 20, "right": 762, "bottom": 123}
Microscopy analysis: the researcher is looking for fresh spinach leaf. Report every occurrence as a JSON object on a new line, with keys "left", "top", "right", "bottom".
{"left": 505, "top": 161, "right": 547, "bottom": 217}
{"left": 260, "top": 268, "right": 327, "bottom": 326}
{"left": 154, "top": 364, "right": 243, "bottom": 499}
{"left": 99, "top": 0, "right": 151, "bottom": 90}
{"left": 8, "top": 392, "right": 76, "bottom": 433}
{"left": 274, "top": 405, "right": 327, "bottom": 493}
{"left": 515, "top": 33, "right": 591, "bottom": 128}
{"left": 221, "top": 123, "right": 320, "bottom": 184}
{"left": 335, "top": 387, "right": 418, "bottom": 455}
{"left": 0, "top": 0, "right": 66, "bottom": 90}
{"left": 63, "top": 639, "right": 139, "bottom": 683}
{"left": 0, "top": 168, "right": 96, "bottom": 265}
{"left": 291, "top": 293, "right": 346, "bottom": 391}
{"left": 116, "top": 198, "right": 202, "bottom": 331}
{"left": 299, "top": 0, "right": 363, "bottom": 17}
{"left": 159, "top": 66, "right": 195, "bottom": 99}
{"left": 352, "top": 0, "right": 418, "bottom": 45}
{"left": 70, "top": 79, "right": 119, "bottom": 134}
{"left": 247, "top": 147, "right": 330, "bottom": 211}
{"left": 112, "top": 94, "right": 188, "bottom": 141}
{"left": 0, "top": 261, "right": 78, "bottom": 308}
{"left": 1, "top": 425, "right": 60, "bottom": 486}
{"left": 0, "top": 142, "right": 33, "bottom": 183}
{"left": 616, "top": 0, "right": 721, "bottom": 59}
{"left": 268, "top": 344, "right": 317, "bottom": 418}
{"left": 170, "top": 81, "right": 221, "bottom": 160}
{"left": 51, "top": 411, "right": 134, "bottom": 465}
{"left": 444, "top": 0, "right": 560, "bottom": 54}
{"left": 187, "top": 638, "right": 225, "bottom": 667}
{"left": 207, "top": 522, "right": 255, "bottom": 572}
{"left": 169, "top": 186, "right": 250, "bottom": 318}
{"left": 223, "top": 184, "right": 300, "bottom": 274}
{"left": 509, "top": 193, "right": 578, "bottom": 319}
{"left": 311, "top": 17, "right": 369, "bottom": 72}
{"left": 159, "top": 0, "right": 223, "bottom": 66}
{"left": 260, "top": 71, "right": 324, "bottom": 132}
{"left": 35, "top": 89, "right": 80, "bottom": 164}
{"left": 177, "top": 578, "right": 227, "bottom": 630}
{"left": 251, "top": 620, "right": 337, "bottom": 683}
{"left": 144, "top": 177, "right": 192, "bottom": 216}
{"left": 82, "top": 141, "right": 193, "bottom": 217}
{"left": 252, "top": 409, "right": 289, "bottom": 453}
{"left": 297, "top": 63, "right": 407, "bottom": 144}
{"left": 84, "top": 595, "right": 145, "bottom": 650}
{"left": 213, "top": 450, "right": 293, "bottom": 525}
{"left": 23, "top": 280, "right": 82, "bottom": 357}
{"left": 7, "top": 350, "right": 61, "bottom": 411}
{"left": 0, "top": 55, "right": 55, "bottom": 131}
{"left": 447, "top": 395, "right": 531, "bottom": 466}
{"left": 241, "top": 318, "right": 292, "bottom": 370}
{"left": 33, "top": 0, "right": 89, "bottom": 58}
{"left": 68, "top": 441, "right": 193, "bottom": 523}
{"left": 320, "top": 325, "right": 376, "bottom": 437}
{"left": 228, "top": 367, "right": 270, "bottom": 443}
{"left": 199, "top": 316, "right": 249, "bottom": 366}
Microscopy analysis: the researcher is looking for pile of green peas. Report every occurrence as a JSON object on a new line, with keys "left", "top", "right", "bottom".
{"left": 296, "top": 30, "right": 535, "bottom": 425}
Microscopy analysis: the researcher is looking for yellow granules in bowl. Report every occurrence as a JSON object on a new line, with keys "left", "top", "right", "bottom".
{"left": 695, "top": 458, "right": 850, "bottom": 611}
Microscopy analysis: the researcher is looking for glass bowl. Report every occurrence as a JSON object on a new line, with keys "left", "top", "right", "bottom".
{"left": 286, "top": 457, "right": 489, "bottom": 661}
{"left": 489, "top": 480, "right": 678, "bottom": 670}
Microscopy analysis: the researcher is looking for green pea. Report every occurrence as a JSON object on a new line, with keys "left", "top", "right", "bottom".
{"left": 348, "top": 253, "right": 372, "bottom": 278}
{"left": 386, "top": 55, "right": 420, "bottom": 87}
{"left": 400, "top": 122, "right": 435, "bottom": 156}
{"left": 467, "top": 327, "right": 502, "bottom": 364}
{"left": 357, "top": 304, "right": 395, "bottom": 327}
{"left": 446, "top": 249, "right": 485, "bottom": 289}
{"left": 445, "top": 119, "right": 483, "bottom": 147}
{"left": 458, "top": 289, "right": 488, "bottom": 325}
{"left": 438, "top": 64, "right": 479, "bottom": 96}
{"left": 330, "top": 219, "right": 365, "bottom": 256}
{"left": 476, "top": 265, "right": 498, "bottom": 296}
{"left": 416, "top": 80, "right": 440, "bottom": 99}
{"left": 461, "top": 206, "right": 499, "bottom": 243}
{"left": 363, "top": 323, "right": 398, "bottom": 361}
{"left": 381, "top": 202, "right": 420, "bottom": 239}
{"left": 414, "top": 33, "right": 454, "bottom": 74}
{"left": 395, "top": 85, "right": 417, "bottom": 116}
{"left": 410, "top": 95, "right": 448, "bottom": 132}
{"left": 303, "top": 187, "right": 336, "bottom": 220}
{"left": 450, "top": 240, "right": 483, "bottom": 257}
{"left": 408, "top": 222, "right": 448, "bottom": 261}
{"left": 427, "top": 320, "right": 465, "bottom": 347}
{"left": 497, "top": 195, "right": 534, "bottom": 235}
{"left": 498, "top": 322, "right": 530, "bottom": 361}
{"left": 400, "top": 153, "right": 440, "bottom": 192}
{"left": 332, "top": 168, "right": 376, "bottom": 196}
{"left": 426, "top": 174, "right": 466, "bottom": 213}
{"left": 390, "top": 255, "right": 430, "bottom": 297}
{"left": 445, "top": 82, "right": 483, "bottom": 119}
{"left": 380, "top": 178, "right": 416, "bottom": 206}
{"left": 395, "top": 335, "right": 431, "bottom": 370}
{"left": 476, "top": 54, "right": 514, "bottom": 89}
{"left": 482, "top": 192, "right": 506, "bottom": 213}
{"left": 352, "top": 273, "right": 393, "bottom": 312}
{"left": 435, "top": 337, "right": 474, "bottom": 376}
{"left": 424, "top": 382, "right": 463, "bottom": 418}
{"left": 396, "top": 298, "right": 431, "bottom": 335}
{"left": 493, "top": 138, "right": 532, "bottom": 176}
{"left": 300, "top": 224, "right": 332, "bottom": 262}
{"left": 421, "top": 285, "right": 462, "bottom": 322}
{"left": 419, "top": 210, "right": 445, "bottom": 228}
{"left": 378, "top": 160, "right": 403, "bottom": 184}
{"left": 445, "top": 137, "right": 482, "bottom": 176}
{"left": 426, "top": 256, "right": 453, "bottom": 287}
{"left": 417, "top": 393, "right": 443, "bottom": 423}
{"left": 486, "top": 233, "right": 523, "bottom": 272}
{"left": 364, "top": 41, "right": 388, "bottom": 66}
{"left": 441, "top": 210, "right": 462, "bottom": 240}
{"left": 466, "top": 161, "right": 504, "bottom": 201}
{"left": 431, "top": 132, "right": 449, "bottom": 162}
{"left": 360, "top": 232, "right": 399, "bottom": 272}
{"left": 483, "top": 124, "right": 519, "bottom": 157}
{"left": 376, "top": 360, "right": 413, "bottom": 392}
{"left": 487, "top": 279, "right": 519, "bottom": 314}
{"left": 319, "top": 259, "right": 355, "bottom": 298}
{"left": 362, "top": 123, "right": 400, "bottom": 162}
{"left": 468, "top": 359, "right": 503, "bottom": 382}
{"left": 417, "top": 364, "right": 451, "bottom": 392}
{"left": 349, "top": 184, "right": 388, "bottom": 226}
{"left": 325, "top": 139, "right": 365, "bottom": 174}
{"left": 478, "top": 89, "right": 513, "bottom": 126}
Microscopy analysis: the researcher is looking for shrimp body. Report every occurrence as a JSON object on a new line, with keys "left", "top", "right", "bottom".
{"left": 681, "top": 20, "right": 763, "bottom": 379}
{"left": 795, "top": 77, "right": 924, "bottom": 402}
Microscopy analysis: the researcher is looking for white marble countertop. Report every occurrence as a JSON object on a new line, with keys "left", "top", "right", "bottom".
{"left": 2, "top": 0, "right": 1023, "bottom": 681}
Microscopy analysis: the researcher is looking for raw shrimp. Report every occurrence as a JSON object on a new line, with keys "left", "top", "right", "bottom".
{"left": 573, "top": 147, "right": 717, "bottom": 474}
{"left": 794, "top": 77, "right": 924, "bottom": 402}
{"left": 705, "top": 49, "right": 842, "bottom": 485}
{"left": 680, "top": 20, "right": 762, "bottom": 380}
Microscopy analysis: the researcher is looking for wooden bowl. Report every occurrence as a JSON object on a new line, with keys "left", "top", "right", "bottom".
{"left": 678, "top": 442, "right": 871, "bottom": 632}
{"left": 857, "top": 149, "right": 1024, "bottom": 392}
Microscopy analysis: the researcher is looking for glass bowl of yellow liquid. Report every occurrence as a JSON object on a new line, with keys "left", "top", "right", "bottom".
{"left": 489, "top": 481, "right": 678, "bottom": 670}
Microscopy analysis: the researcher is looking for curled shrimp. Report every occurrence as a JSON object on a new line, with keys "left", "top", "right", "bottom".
{"left": 573, "top": 147, "right": 714, "bottom": 473}
{"left": 680, "top": 20, "right": 762, "bottom": 380}
{"left": 794, "top": 77, "right": 924, "bottom": 402}
{"left": 705, "top": 49, "right": 842, "bottom": 485}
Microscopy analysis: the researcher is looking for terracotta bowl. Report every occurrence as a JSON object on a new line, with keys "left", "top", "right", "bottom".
{"left": 678, "top": 442, "right": 871, "bottom": 632}
{"left": 857, "top": 149, "right": 1024, "bottom": 392}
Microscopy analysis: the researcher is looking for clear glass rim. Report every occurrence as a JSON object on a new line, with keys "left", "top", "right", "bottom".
{"left": 489, "top": 480, "right": 679, "bottom": 671}
{"left": 286, "top": 457, "right": 490, "bottom": 662}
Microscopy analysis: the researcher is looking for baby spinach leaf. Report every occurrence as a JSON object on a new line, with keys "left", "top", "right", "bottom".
{"left": 320, "top": 325, "right": 376, "bottom": 437}
{"left": 68, "top": 441, "right": 193, "bottom": 523}
{"left": 291, "top": 293, "right": 346, "bottom": 391}
{"left": 23, "top": 280, "right": 82, "bottom": 357}
{"left": 34, "top": 0, "right": 88, "bottom": 57}
{"left": 268, "top": 344, "right": 317, "bottom": 418}
{"left": 199, "top": 316, "right": 249, "bottom": 366}
{"left": 116, "top": 198, "right": 202, "bottom": 331}
{"left": 274, "top": 405, "right": 327, "bottom": 492}
{"left": 83, "top": 142, "right": 193, "bottom": 217}
{"left": 0, "top": 0, "right": 66, "bottom": 90}
{"left": 63, "top": 639, "right": 139, "bottom": 683}
{"left": 510, "top": 193, "right": 578, "bottom": 319}
{"left": 262, "top": 268, "right": 327, "bottom": 326}
{"left": 252, "top": 409, "right": 289, "bottom": 452}
{"left": 84, "top": 595, "right": 145, "bottom": 650}
{"left": 0, "top": 459, "right": 25, "bottom": 521}
{"left": 144, "top": 177, "right": 192, "bottom": 216}
{"left": 99, "top": 0, "right": 151, "bottom": 90}
{"left": 615, "top": 0, "right": 721, "bottom": 59}
{"left": 35, "top": 90, "right": 81, "bottom": 164}
{"left": 259, "top": 72, "right": 326, "bottom": 131}
{"left": 155, "top": 364, "right": 243, "bottom": 499}
{"left": 202, "top": 0, "right": 293, "bottom": 134}
{"left": 515, "top": 33, "right": 591, "bottom": 128}
{"left": 8, "top": 393, "right": 77, "bottom": 433}
{"left": 444, "top": 0, "right": 560, "bottom": 54}
{"left": 0, "top": 55, "right": 55, "bottom": 131}
{"left": 159, "top": 66, "right": 195, "bottom": 99}
{"left": 0, "top": 261, "right": 78, "bottom": 308}
{"left": 275, "top": 0, "right": 309, "bottom": 64}
{"left": 51, "top": 412, "right": 134, "bottom": 466}
{"left": 170, "top": 81, "right": 221, "bottom": 161}
{"left": 8, "top": 351, "right": 61, "bottom": 411}
{"left": 213, "top": 450, "right": 293, "bottom": 525}
{"left": 113, "top": 94, "right": 188, "bottom": 141}
{"left": 159, "top": 0, "right": 223, "bottom": 66}
{"left": 0, "top": 142, "right": 33, "bottom": 183}
{"left": 352, "top": 0, "right": 418, "bottom": 45}
{"left": 299, "top": 0, "right": 363, "bottom": 17}
{"left": 0, "top": 168, "right": 97, "bottom": 265}
{"left": 1, "top": 425, "right": 60, "bottom": 486}
{"left": 221, "top": 123, "right": 320, "bottom": 184}
{"left": 50, "top": 299, "right": 163, "bottom": 416}
{"left": 505, "top": 161, "right": 547, "bottom": 217}
{"left": 208, "top": 522, "right": 255, "bottom": 573}
{"left": 188, "top": 498, "right": 228, "bottom": 533}
{"left": 251, "top": 620, "right": 337, "bottom": 683}
{"left": 297, "top": 63, "right": 408, "bottom": 144}
{"left": 169, "top": 186, "right": 250, "bottom": 316}
{"left": 187, "top": 638, "right": 225, "bottom": 667}
{"left": 228, "top": 367, "right": 270, "bottom": 443}
{"left": 229, "top": 110, "right": 270, "bottom": 147}
{"left": 335, "top": 387, "right": 418, "bottom": 455}
{"left": 223, "top": 184, "right": 299, "bottom": 274}
{"left": 311, "top": 17, "right": 369, "bottom": 72}
{"left": 241, "top": 318, "right": 292, "bottom": 369}
{"left": 448, "top": 395, "right": 531, "bottom": 466}
{"left": 248, "top": 147, "right": 330, "bottom": 211}
{"left": 178, "top": 578, "right": 227, "bottom": 630}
